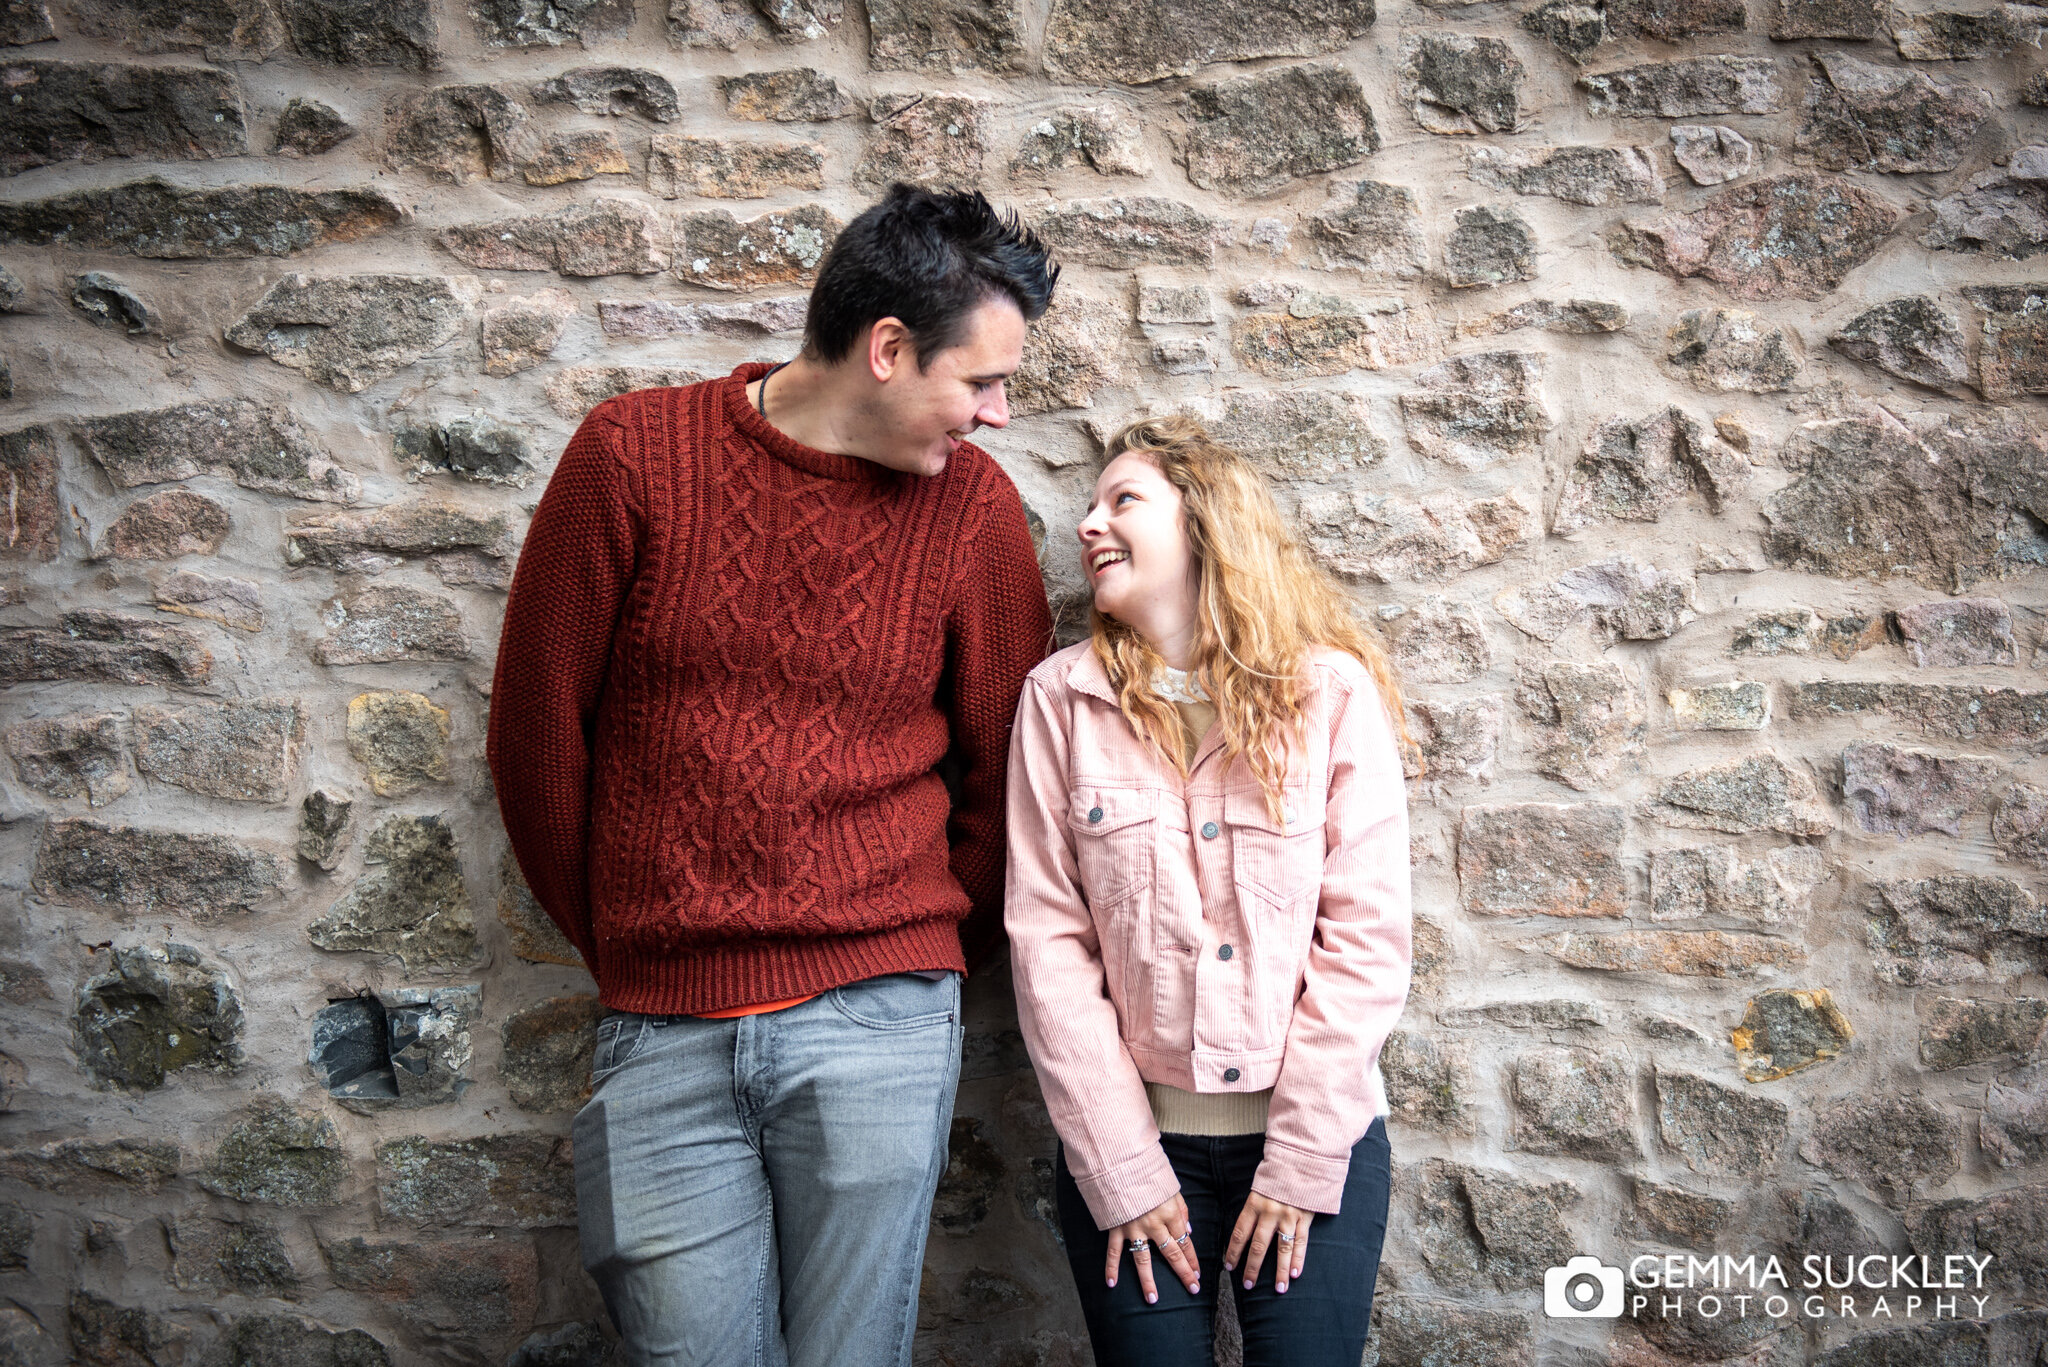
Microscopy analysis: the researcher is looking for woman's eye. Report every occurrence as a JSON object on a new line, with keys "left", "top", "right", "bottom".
{"left": 1115, "top": 491, "right": 1136, "bottom": 506}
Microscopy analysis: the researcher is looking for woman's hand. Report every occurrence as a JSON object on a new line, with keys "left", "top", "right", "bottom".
{"left": 1224, "top": 1192, "right": 1313, "bottom": 1293}
{"left": 1106, "top": 1193, "right": 1201, "bottom": 1304}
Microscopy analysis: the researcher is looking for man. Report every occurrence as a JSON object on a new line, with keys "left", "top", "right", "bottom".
{"left": 487, "top": 183, "right": 1058, "bottom": 1365}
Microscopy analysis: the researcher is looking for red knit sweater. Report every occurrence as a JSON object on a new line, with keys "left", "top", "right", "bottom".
{"left": 487, "top": 363, "right": 1054, "bottom": 1014}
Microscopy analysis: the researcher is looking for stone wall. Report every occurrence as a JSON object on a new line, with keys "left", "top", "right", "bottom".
{"left": 2, "top": 0, "right": 2047, "bottom": 1362}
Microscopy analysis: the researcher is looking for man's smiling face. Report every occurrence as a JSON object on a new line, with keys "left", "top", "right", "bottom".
{"left": 864, "top": 295, "right": 1027, "bottom": 477}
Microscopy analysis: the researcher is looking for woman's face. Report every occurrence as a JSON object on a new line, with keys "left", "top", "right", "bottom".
{"left": 1077, "top": 452, "right": 1198, "bottom": 627}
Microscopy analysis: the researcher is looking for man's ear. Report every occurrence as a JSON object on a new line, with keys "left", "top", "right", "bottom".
{"left": 867, "top": 317, "right": 911, "bottom": 383}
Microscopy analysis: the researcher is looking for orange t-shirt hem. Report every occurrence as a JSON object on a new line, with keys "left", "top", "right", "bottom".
{"left": 691, "top": 993, "right": 820, "bottom": 1019}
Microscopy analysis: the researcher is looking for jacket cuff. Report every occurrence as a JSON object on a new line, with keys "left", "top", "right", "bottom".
{"left": 1075, "top": 1143, "right": 1182, "bottom": 1231}
{"left": 1249, "top": 1135, "right": 1353, "bottom": 1216}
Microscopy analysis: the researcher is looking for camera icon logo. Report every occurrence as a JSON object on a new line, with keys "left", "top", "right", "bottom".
{"left": 1545, "top": 1256, "right": 1624, "bottom": 1318}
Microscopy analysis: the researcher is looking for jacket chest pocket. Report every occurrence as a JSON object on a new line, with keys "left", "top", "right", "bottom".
{"left": 1068, "top": 786, "right": 1158, "bottom": 912}
{"left": 1225, "top": 783, "right": 1325, "bottom": 909}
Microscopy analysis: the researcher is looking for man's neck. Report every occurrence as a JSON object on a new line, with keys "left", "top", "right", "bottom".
{"left": 746, "top": 355, "right": 874, "bottom": 457}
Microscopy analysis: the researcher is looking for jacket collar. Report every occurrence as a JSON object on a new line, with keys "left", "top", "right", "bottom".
{"left": 1064, "top": 643, "right": 1120, "bottom": 706}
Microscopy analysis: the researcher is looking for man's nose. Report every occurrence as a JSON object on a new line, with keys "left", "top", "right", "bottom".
{"left": 977, "top": 383, "right": 1010, "bottom": 430}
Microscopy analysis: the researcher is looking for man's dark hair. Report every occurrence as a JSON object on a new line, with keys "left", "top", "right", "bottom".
{"left": 803, "top": 183, "right": 1059, "bottom": 369}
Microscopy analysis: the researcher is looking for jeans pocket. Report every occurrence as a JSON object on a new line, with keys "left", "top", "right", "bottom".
{"left": 590, "top": 1012, "right": 650, "bottom": 1082}
{"left": 827, "top": 971, "right": 960, "bottom": 1031}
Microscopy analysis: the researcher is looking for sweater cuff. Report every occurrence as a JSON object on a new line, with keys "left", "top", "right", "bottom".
{"left": 1075, "top": 1143, "right": 1182, "bottom": 1232}
{"left": 1250, "top": 1135, "right": 1354, "bottom": 1217}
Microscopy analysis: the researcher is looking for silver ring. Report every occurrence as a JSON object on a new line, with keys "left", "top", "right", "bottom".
{"left": 1129, "top": 1238, "right": 1150, "bottom": 1253}
{"left": 1175, "top": 1233, "right": 1192, "bottom": 1246}
{"left": 1277, "top": 1233, "right": 1296, "bottom": 1244}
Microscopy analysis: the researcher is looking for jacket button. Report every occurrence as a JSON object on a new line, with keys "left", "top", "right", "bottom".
{"left": 1223, "top": 1067, "right": 1241, "bottom": 1083}
{"left": 1218, "top": 944, "right": 1234, "bottom": 961}
{"left": 1283, "top": 805, "right": 1296, "bottom": 823}
{"left": 1088, "top": 806, "right": 1103, "bottom": 823}
{"left": 1201, "top": 821, "right": 1219, "bottom": 839}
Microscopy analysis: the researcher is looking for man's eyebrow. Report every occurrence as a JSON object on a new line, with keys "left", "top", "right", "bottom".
{"left": 965, "top": 368, "right": 1014, "bottom": 382}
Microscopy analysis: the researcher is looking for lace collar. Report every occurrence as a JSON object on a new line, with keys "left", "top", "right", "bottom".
{"left": 1153, "top": 664, "right": 1211, "bottom": 704}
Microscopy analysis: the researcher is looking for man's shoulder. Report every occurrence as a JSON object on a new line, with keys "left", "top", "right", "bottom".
{"left": 585, "top": 375, "right": 726, "bottom": 433}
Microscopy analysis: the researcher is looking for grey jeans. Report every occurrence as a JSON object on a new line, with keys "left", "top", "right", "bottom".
{"left": 571, "top": 971, "right": 965, "bottom": 1367}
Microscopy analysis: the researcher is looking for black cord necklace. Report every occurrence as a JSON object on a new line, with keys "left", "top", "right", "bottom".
{"left": 754, "top": 359, "right": 791, "bottom": 418}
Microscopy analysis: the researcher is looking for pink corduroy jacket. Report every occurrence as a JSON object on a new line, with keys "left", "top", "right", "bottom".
{"left": 1004, "top": 640, "right": 1413, "bottom": 1231}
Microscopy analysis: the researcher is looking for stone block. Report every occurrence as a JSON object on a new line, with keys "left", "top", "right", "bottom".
{"left": 315, "top": 585, "right": 469, "bottom": 665}
{"left": 5, "top": 713, "right": 128, "bottom": 806}
{"left": 0, "top": 60, "right": 245, "bottom": 176}
{"left": 501, "top": 995, "right": 601, "bottom": 1113}
{"left": 1798, "top": 52, "right": 1992, "bottom": 174}
{"left": 1829, "top": 295, "right": 1970, "bottom": 392}
{"left": 1399, "top": 351, "right": 1551, "bottom": 470}
{"left": 1891, "top": 8, "right": 2015, "bottom": 57}
{"left": 1300, "top": 486, "right": 1536, "bottom": 583}
{"left": 1791, "top": 682, "right": 2048, "bottom": 750}
{"left": 68, "top": 271, "right": 155, "bottom": 334}
{"left": 647, "top": 134, "right": 823, "bottom": 199}
{"left": 498, "top": 851, "right": 583, "bottom": 967}
{"left": 531, "top": 67, "right": 680, "bottom": 122}
{"left": 1926, "top": 157, "right": 2048, "bottom": 259}
{"left": 274, "top": 97, "right": 354, "bottom": 156}
{"left": 0, "top": 177, "right": 404, "bottom": 259}
{"left": 1516, "top": 660, "right": 1645, "bottom": 791}
{"left": 1468, "top": 144, "right": 1662, "bottom": 205}
{"left": 1904, "top": 1186, "right": 2048, "bottom": 1300}
{"left": 1468, "top": 297, "right": 1628, "bottom": 334}
{"left": 855, "top": 94, "right": 990, "bottom": 190}
{"left": 1920, "top": 995, "right": 2048, "bottom": 1069}
{"left": 1771, "top": 0, "right": 1878, "bottom": 36}
{"left": 1181, "top": 64, "right": 1379, "bottom": 196}
{"left": 1372, "top": 1297, "right": 1532, "bottom": 1367}
{"left": 209, "top": 1315, "right": 391, "bottom": 1367}
{"left": 74, "top": 943, "right": 243, "bottom": 1090}
{"left": 376, "top": 1133, "right": 577, "bottom": 1227}
{"left": 1655, "top": 753, "right": 1834, "bottom": 836}
{"left": 281, "top": 0, "right": 438, "bottom": 68}
{"left": 199, "top": 1097, "right": 346, "bottom": 1206}
{"left": 675, "top": 204, "right": 841, "bottom": 290}
{"left": 1895, "top": 598, "right": 2018, "bottom": 667}
{"left": 1456, "top": 802, "right": 1627, "bottom": 917}
{"left": 1532, "top": 928, "right": 1805, "bottom": 977}
{"left": 1655, "top": 1068, "right": 1789, "bottom": 1176}
{"left": 383, "top": 84, "right": 541, "bottom": 184}
{"left": 1581, "top": 56, "right": 1784, "bottom": 117}
{"left": 397, "top": 412, "right": 539, "bottom": 485}
{"left": 1401, "top": 34, "right": 1527, "bottom": 134}
{"left": 1842, "top": 742, "right": 1999, "bottom": 837}
{"left": 1410, "top": 1157, "right": 1578, "bottom": 1291}
{"left": 1496, "top": 556, "right": 1697, "bottom": 642}
{"left": 67, "top": 1292, "right": 191, "bottom": 1367}
{"left": 473, "top": 0, "right": 632, "bottom": 45}
{"left": 1983, "top": 1062, "right": 2048, "bottom": 1167}
{"left": 93, "top": 490, "right": 228, "bottom": 561}
{"left": 1033, "top": 198, "right": 1226, "bottom": 269}
{"left": 1670, "top": 124, "right": 1754, "bottom": 184}
{"left": 440, "top": 200, "right": 666, "bottom": 276}
{"left": 132, "top": 699, "right": 298, "bottom": 803}
{"left": 1649, "top": 845, "right": 1824, "bottom": 926}
{"left": 1801, "top": 1096, "right": 1964, "bottom": 1207}
{"left": 1404, "top": 696, "right": 1502, "bottom": 784}
{"left": 1732, "top": 987, "right": 1853, "bottom": 1081}
{"left": 667, "top": 0, "right": 839, "bottom": 48}
{"left": 309, "top": 814, "right": 476, "bottom": 969}
{"left": 932, "top": 1117, "right": 1002, "bottom": 1235}
{"left": 324, "top": 1234, "right": 540, "bottom": 1349}
{"left": 35, "top": 819, "right": 285, "bottom": 917}
{"left": 1041, "top": 0, "right": 1375, "bottom": 85}
{"left": 1510, "top": 1047, "right": 1637, "bottom": 1160}
{"left": 721, "top": 68, "right": 853, "bottom": 122}
{"left": 1382, "top": 598, "right": 1489, "bottom": 684}
{"left": 1010, "top": 104, "right": 1150, "bottom": 179}
{"left": 1667, "top": 308, "right": 1800, "bottom": 392}
{"left": 1233, "top": 294, "right": 1440, "bottom": 377}
{"left": 1613, "top": 173, "right": 1898, "bottom": 300}
{"left": 0, "top": 424, "right": 57, "bottom": 564}
{"left": 80, "top": 397, "right": 358, "bottom": 503}
{"left": 1440, "top": 999, "right": 1605, "bottom": 1030}
{"left": 1669, "top": 681, "right": 1769, "bottom": 730}
{"left": 1008, "top": 293, "right": 1127, "bottom": 416}
{"left": 1307, "top": 179, "right": 1426, "bottom": 277}
{"left": 867, "top": 0, "right": 1024, "bottom": 72}
{"left": 286, "top": 500, "right": 511, "bottom": 579}
{"left": 1445, "top": 205, "right": 1535, "bottom": 287}
{"left": 165, "top": 1213, "right": 297, "bottom": 1298}
{"left": 1633, "top": 1178, "right": 1733, "bottom": 1247}
{"left": 1867, "top": 875, "right": 2048, "bottom": 985}
{"left": 1379, "top": 1030, "right": 1477, "bottom": 1131}
{"left": 226, "top": 273, "right": 479, "bottom": 393}
{"left": 1995, "top": 783, "right": 2048, "bottom": 866}
{"left": 520, "top": 129, "right": 630, "bottom": 185}
{"left": 152, "top": 569, "right": 264, "bottom": 632}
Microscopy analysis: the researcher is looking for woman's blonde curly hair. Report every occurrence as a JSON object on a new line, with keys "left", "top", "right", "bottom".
{"left": 1087, "top": 414, "right": 1413, "bottom": 825}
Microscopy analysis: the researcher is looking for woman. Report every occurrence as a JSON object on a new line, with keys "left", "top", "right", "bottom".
{"left": 1003, "top": 415, "right": 1413, "bottom": 1366}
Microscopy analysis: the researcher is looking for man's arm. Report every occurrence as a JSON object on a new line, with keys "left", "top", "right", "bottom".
{"left": 486, "top": 405, "right": 644, "bottom": 974}
{"left": 941, "top": 466, "right": 1054, "bottom": 971}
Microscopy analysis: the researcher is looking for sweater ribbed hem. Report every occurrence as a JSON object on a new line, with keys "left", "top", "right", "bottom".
{"left": 594, "top": 916, "right": 967, "bottom": 1016}
{"left": 1146, "top": 1082, "right": 1273, "bottom": 1136}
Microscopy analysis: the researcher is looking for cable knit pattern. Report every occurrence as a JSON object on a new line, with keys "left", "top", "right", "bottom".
{"left": 489, "top": 362, "right": 1054, "bottom": 1014}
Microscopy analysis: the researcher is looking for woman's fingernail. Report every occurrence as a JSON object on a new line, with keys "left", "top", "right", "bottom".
{"left": 1190, "top": 1283, "right": 1201, "bottom": 1295}
{"left": 1107, "top": 1279, "right": 1116, "bottom": 1288}
{"left": 1277, "top": 1282, "right": 1288, "bottom": 1294}
{"left": 1222, "top": 1261, "right": 1234, "bottom": 1272}
{"left": 1243, "top": 1278, "right": 1254, "bottom": 1290}
{"left": 1146, "top": 1292, "right": 1157, "bottom": 1304}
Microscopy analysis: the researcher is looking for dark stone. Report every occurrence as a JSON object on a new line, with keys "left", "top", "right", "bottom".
{"left": 1445, "top": 205, "right": 1535, "bottom": 288}
{"left": 1798, "top": 52, "right": 1992, "bottom": 174}
{"left": 0, "top": 175, "right": 403, "bottom": 261}
{"left": 667, "top": 0, "right": 839, "bottom": 48}
{"left": 1617, "top": 0, "right": 1746, "bottom": 38}
{"left": 68, "top": 1292, "right": 189, "bottom": 1367}
{"left": 165, "top": 1213, "right": 297, "bottom": 1297}
{"left": 0, "top": 1204, "right": 26, "bottom": 1271}
{"left": 500, "top": 994, "right": 601, "bottom": 1114}
{"left": 1307, "top": 179, "right": 1425, "bottom": 276}
{"left": 383, "top": 83, "right": 539, "bottom": 184}
{"left": 532, "top": 66, "right": 679, "bottom": 121}
{"left": 721, "top": 67, "right": 852, "bottom": 121}
{"left": 1516, "top": 660, "right": 1645, "bottom": 791}
{"left": 1380, "top": 1031, "right": 1477, "bottom": 1131}
{"left": 867, "top": 0, "right": 1024, "bottom": 72}
{"left": 1, "top": 0, "right": 52, "bottom": 44}
{"left": 226, "top": 273, "right": 478, "bottom": 393}
{"left": 274, "top": 97, "right": 354, "bottom": 155}
{"left": 1904, "top": 1189, "right": 2048, "bottom": 1304}
{"left": 74, "top": 943, "right": 243, "bottom": 1090}
{"left": 482, "top": 287, "right": 575, "bottom": 376}
{"left": 1921, "top": 150, "right": 2048, "bottom": 258}
{"left": 1553, "top": 406, "right": 1747, "bottom": 533}
{"left": 1867, "top": 875, "right": 2048, "bottom": 985}
{"left": 134, "top": 700, "right": 301, "bottom": 803}
{"left": 507, "top": 1323, "right": 609, "bottom": 1367}
{"left": 1401, "top": 33, "right": 1527, "bottom": 134}
{"left": 1731, "top": 988, "right": 1853, "bottom": 1081}
{"left": 1034, "top": 197, "right": 1226, "bottom": 268}
{"left": 208, "top": 1314, "right": 392, "bottom": 1367}
{"left": 345, "top": 690, "right": 451, "bottom": 795}
{"left": 309, "top": 814, "right": 476, "bottom": 969}
{"left": 1844, "top": 741, "right": 2000, "bottom": 837}
{"left": 312, "top": 996, "right": 395, "bottom": 1101}
{"left": 1793, "top": 681, "right": 2048, "bottom": 750}
{"left": 395, "top": 414, "right": 535, "bottom": 487}
{"left": 315, "top": 584, "right": 469, "bottom": 665}
{"left": 1634, "top": 1178, "right": 1733, "bottom": 1246}
{"left": 69, "top": 0, "right": 272, "bottom": 57}
{"left": 1456, "top": 802, "right": 1627, "bottom": 917}
{"left": 1373, "top": 1298, "right": 1532, "bottom": 1367}
{"left": 1771, "top": 0, "right": 1878, "bottom": 37}
{"left": 674, "top": 204, "right": 842, "bottom": 289}
{"left": 68, "top": 271, "right": 155, "bottom": 334}
{"left": 1581, "top": 55, "right": 1783, "bottom": 116}
{"left": 1181, "top": 64, "right": 1378, "bottom": 197}
{"left": 1510, "top": 1047, "right": 1637, "bottom": 1160}
{"left": 286, "top": 499, "right": 511, "bottom": 576}
{"left": 1520, "top": 0, "right": 1610, "bottom": 61}
{"left": 1, "top": 1137, "right": 178, "bottom": 1195}
{"left": 472, "top": 0, "right": 631, "bottom": 45}
{"left": 1984, "top": 1063, "right": 2048, "bottom": 1168}
{"left": 520, "top": 128, "right": 629, "bottom": 185}
{"left": 0, "top": 424, "right": 57, "bottom": 562}
{"left": 1042, "top": 0, "right": 1376, "bottom": 85}
{"left": 281, "top": 0, "right": 439, "bottom": 68}
{"left": 323, "top": 1234, "right": 540, "bottom": 1349}
{"left": 1920, "top": 995, "right": 2048, "bottom": 1069}
{"left": 92, "top": 490, "right": 227, "bottom": 562}
{"left": 1966, "top": 280, "right": 2048, "bottom": 396}
{"left": 1614, "top": 172, "right": 1898, "bottom": 300}
{"left": 82, "top": 397, "right": 358, "bottom": 502}
{"left": 1410, "top": 1157, "right": 1578, "bottom": 1291}
{"left": 498, "top": 851, "right": 583, "bottom": 967}
{"left": 1656, "top": 752, "right": 1833, "bottom": 835}
{"left": 1829, "top": 295, "right": 1970, "bottom": 392}
{"left": 5, "top": 712, "right": 128, "bottom": 807}
{"left": 1667, "top": 308, "right": 1799, "bottom": 392}
{"left": 855, "top": 94, "right": 990, "bottom": 191}
{"left": 1010, "top": 103, "right": 1150, "bottom": 179}
{"left": 1765, "top": 407, "right": 2048, "bottom": 590}
{"left": 200, "top": 1097, "right": 346, "bottom": 1206}
{"left": 1891, "top": 8, "right": 2014, "bottom": 57}
{"left": 0, "top": 60, "right": 245, "bottom": 177}
{"left": 359, "top": 986, "right": 477, "bottom": 1109}
{"left": 1802, "top": 1096, "right": 1964, "bottom": 1207}
{"left": 376, "top": 1133, "right": 577, "bottom": 1227}
{"left": 439, "top": 200, "right": 665, "bottom": 276}
{"left": 1996, "top": 782, "right": 2048, "bottom": 867}
{"left": 152, "top": 569, "right": 264, "bottom": 632}
{"left": 1468, "top": 144, "right": 1661, "bottom": 205}
{"left": 647, "top": 134, "right": 822, "bottom": 199}
{"left": 1655, "top": 1067, "right": 1789, "bottom": 1176}
{"left": 932, "top": 1117, "right": 1002, "bottom": 1235}
{"left": 35, "top": 819, "right": 285, "bottom": 917}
